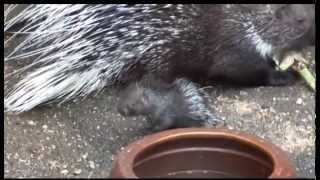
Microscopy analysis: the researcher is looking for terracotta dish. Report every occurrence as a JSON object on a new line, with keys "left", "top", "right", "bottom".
{"left": 110, "top": 128, "right": 296, "bottom": 178}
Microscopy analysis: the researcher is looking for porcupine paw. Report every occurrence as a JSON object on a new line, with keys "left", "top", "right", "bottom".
{"left": 267, "top": 70, "right": 297, "bottom": 86}
{"left": 203, "top": 115, "right": 226, "bottom": 128}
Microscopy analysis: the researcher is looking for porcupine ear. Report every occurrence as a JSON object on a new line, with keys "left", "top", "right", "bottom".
{"left": 131, "top": 81, "right": 147, "bottom": 104}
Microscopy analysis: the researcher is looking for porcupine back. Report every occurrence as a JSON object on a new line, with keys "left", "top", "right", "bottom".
{"left": 4, "top": 4, "right": 202, "bottom": 112}
{"left": 4, "top": 4, "right": 315, "bottom": 114}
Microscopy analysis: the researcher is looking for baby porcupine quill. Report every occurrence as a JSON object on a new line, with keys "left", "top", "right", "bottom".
{"left": 4, "top": 4, "right": 315, "bottom": 129}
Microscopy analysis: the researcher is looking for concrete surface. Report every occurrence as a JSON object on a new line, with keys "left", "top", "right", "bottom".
{"left": 4, "top": 30, "right": 315, "bottom": 178}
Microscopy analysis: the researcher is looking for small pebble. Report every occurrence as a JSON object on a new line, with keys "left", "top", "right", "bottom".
{"left": 27, "top": 121, "right": 36, "bottom": 126}
{"left": 42, "top": 125, "right": 48, "bottom": 130}
{"left": 73, "top": 169, "right": 82, "bottom": 175}
{"left": 227, "top": 125, "right": 234, "bottom": 130}
{"left": 82, "top": 152, "right": 88, "bottom": 160}
{"left": 296, "top": 98, "right": 303, "bottom": 105}
{"left": 89, "top": 161, "right": 95, "bottom": 169}
{"left": 60, "top": 169, "right": 69, "bottom": 175}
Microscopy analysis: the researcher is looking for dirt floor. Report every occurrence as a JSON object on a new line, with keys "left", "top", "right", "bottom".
{"left": 3, "top": 9, "right": 316, "bottom": 177}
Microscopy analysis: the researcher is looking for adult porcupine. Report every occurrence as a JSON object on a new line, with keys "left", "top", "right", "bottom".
{"left": 4, "top": 4, "right": 315, "bottom": 128}
{"left": 117, "top": 75, "right": 222, "bottom": 131}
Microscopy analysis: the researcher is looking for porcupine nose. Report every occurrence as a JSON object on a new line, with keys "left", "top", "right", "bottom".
{"left": 294, "top": 16, "right": 305, "bottom": 24}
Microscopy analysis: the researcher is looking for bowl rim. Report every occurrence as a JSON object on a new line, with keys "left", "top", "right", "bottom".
{"left": 111, "top": 128, "right": 296, "bottom": 178}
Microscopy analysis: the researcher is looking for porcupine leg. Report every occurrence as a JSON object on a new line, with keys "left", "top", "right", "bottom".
{"left": 149, "top": 116, "right": 175, "bottom": 132}
{"left": 207, "top": 54, "right": 298, "bottom": 87}
{"left": 262, "top": 57, "right": 298, "bottom": 86}
{"left": 266, "top": 69, "right": 297, "bottom": 86}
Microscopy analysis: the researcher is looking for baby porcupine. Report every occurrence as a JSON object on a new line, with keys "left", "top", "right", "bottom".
{"left": 117, "top": 75, "right": 222, "bottom": 131}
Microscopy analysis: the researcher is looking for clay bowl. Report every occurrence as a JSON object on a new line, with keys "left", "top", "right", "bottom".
{"left": 110, "top": 128, "right": 296, "bottom": 178}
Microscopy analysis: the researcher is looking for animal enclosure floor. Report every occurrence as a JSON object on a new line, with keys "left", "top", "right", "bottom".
{"left": 4, "top": 34, "right": 315, "bottom": 177}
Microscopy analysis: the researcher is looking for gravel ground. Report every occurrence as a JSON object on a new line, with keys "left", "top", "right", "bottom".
{"left": 3, "top": 6, "right": 316, "bottom": 178}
